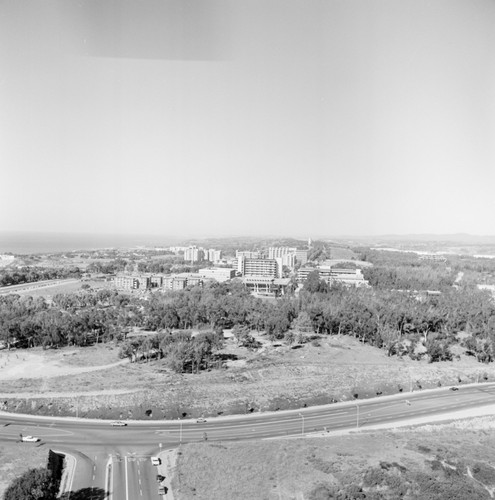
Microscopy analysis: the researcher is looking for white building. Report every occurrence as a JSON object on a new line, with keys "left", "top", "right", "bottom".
{"left": 207, "top": 249, "right": 222, "bottom": 263}
{"left": 184, "top": 246, "right": 205, "bottom": 262}
{"left": 198, "top": 268, "right": 235, "bottom": 282}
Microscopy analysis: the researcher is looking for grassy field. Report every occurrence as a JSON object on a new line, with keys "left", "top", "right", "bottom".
{"left": 173, "top": 417, "right": 495, "bottom": 499}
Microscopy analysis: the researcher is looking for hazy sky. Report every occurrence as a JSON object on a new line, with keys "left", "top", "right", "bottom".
{"left": 1, "top": 0, "right": 495, "bottom": 238}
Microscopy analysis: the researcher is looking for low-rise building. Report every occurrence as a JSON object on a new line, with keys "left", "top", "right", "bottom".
{"left": 242, "top": 276, "right": 291, "bottom": 296}
{"left": 198, "top": 268, "right": 236, "bottom": 282}
{"left": 297, "top": 267, "right": 370, "bottom": 287}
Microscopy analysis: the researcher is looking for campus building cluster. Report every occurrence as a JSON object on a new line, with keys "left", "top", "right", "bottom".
{"left": 114, "top": 243, "right": 366, "bottom": 296}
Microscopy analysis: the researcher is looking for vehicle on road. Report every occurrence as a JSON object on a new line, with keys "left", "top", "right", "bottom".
{"left": 21, "top": 435, "right": 40, "bottom": 442}
{"left": 158, "top": 485, "right": 168, "bottom": 494}
{"left": 450, "top": 387, "right": 459, "bottom": 391}
{"left": 156, "top": 474, "right": 165, "bottom": 482}
{"left": 110, "top": 421, "right": 127, "bottom": 426}
{"left": 196, "top": 418, "right": 207, "bottom": 423}
{"left": 151, "top": 457, "right": 161, "bottom": 466}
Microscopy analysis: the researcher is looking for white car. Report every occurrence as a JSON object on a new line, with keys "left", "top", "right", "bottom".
{"left": 151, "top": 457, "right": 161, "bottom": 466}
{"left": 21, "top": 435, "right": 40, "bottom": 442}
{"left": 111, "top": 421, "right": 127, "bottom": 427}
{"left": 196, "top": 418, "right": 207, "bottom": 423}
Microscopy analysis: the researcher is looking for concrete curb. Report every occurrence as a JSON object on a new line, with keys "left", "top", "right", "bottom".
{"left": 55, "top": 451, "right": 76, "bottom": 499}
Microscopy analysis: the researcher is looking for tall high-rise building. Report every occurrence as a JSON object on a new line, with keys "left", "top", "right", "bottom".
{"left": 207, "top": 249, "right": 222, "bottom": 263}
{"left": 268, "top": 247, "right": 297, "bottom": 259}
{"left": 184, "top": 246, "right": 204, "bottom": 262}
{"left": 295, "top": 249, "right": 308, "bottom": 265}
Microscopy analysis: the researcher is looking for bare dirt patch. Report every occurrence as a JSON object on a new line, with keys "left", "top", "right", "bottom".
{"left": 0, "top": 346, "right": 123, "bottom": 381}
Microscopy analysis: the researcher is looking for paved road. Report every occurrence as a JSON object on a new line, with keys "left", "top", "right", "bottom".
{"left": 1, "top": 383, "right": 495, "bottom": 499}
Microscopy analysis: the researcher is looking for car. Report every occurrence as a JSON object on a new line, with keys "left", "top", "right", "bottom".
{"left": 156, "top": 474, "right": 165, "bottom": 482}
{"left": 111, "top": 421, "right": 127, "bottom": 426}
{"left": 196, "top": 418, "right": 207, "bottom": 423}
{"left": 151, "top": 457, "right": 161, "bottom": 466}
{"left": 450, "top": 386, "right": 459, "bottom": 391}
{"left": 21, "top": 435, "right": 40, "bottom": 442}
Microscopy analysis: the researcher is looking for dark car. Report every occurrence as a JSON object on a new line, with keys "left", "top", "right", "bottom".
{"left": 156, "top": 474, "right": 165, "bottom": 482}
{"left": 450, "top": 386, "right": 459, "bottom": 391}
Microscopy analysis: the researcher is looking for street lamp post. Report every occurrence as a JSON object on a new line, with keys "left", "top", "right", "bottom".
{"left": 298, "top": 413, "right": 305, "bottom": 435}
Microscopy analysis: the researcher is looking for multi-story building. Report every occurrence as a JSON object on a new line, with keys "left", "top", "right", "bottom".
{"left": 280, "top": 253, "right": 296, "bottom": 269}
{"left": 297, "top": 267, "right": 370, "bottom": 287}
{"left": 268, "top": 247, "right": 297, "bottom": 259}
{"left": 242, "top": 276, "right": 291, "bottom": 296}
{"left": 169, "top": 246, "right": 188, "bottom": 254}
{"left": 198, "top": 268, "right": 236, "bottom": 282}
{"left": 235, "top": 250, "right": 261, "bottom": 259}
{"left": 184, "top": 246, "right": 205, "bottom": 263}
{"left": 234, "top": 256, "right": 282, "bottom": 278}
{"left": 161, "top": 274, "right": 205, "bottom": 291}
{"left": 207, "top": 249, "right": 222, "bottom": 263}
{"left": 295, "top": 249, "right": 308, "bottom": 265}
{"left": 150, "top": 275, "right": 163, "bottom": 288}
{"left": 115, "top": 274, "right": 150, "bottom": 290}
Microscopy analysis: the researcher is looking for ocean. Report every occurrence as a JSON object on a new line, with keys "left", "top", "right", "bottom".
{"left": 0, "top": 231, "right": 177, "bottom": 255}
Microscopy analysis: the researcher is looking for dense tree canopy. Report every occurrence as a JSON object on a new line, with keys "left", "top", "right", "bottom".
{"left": 1, "top": 259, "right": 495, "bottom": 368}
{"left": 3, "top": 468, "right": 58, "bottom": 500}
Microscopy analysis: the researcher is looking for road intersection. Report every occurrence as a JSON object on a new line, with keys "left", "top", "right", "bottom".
{"left": 1, "top": 383, "right": 494, "bottom": 499}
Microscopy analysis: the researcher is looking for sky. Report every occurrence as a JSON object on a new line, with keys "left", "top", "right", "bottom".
{"left": 1, "top": 0, "right": 495, "bottom": 239}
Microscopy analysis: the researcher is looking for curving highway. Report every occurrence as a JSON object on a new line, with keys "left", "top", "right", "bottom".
{"left": 1, "top": 383, "right": 495, "bottom": 499}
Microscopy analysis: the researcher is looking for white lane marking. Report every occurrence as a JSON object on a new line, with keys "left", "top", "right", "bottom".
{"left": 125, "top": 456, "right": 129, "bottom": 500}
{"left": 106, "top": 457, "right": 113, "bottom": 500}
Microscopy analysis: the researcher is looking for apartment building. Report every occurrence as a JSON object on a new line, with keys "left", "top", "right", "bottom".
{"left": 184, "top": 246, "right": 205, "bottom": 262}
{"left": 115, "top": 274, "right": 150, "bottom": 290}
{"left": 207, "top": 249, "right": 222, "bottom": 263}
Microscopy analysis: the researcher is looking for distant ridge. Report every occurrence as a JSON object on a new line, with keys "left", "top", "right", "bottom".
{"left": 331, "top": 234, "right": 495, "bottom": 244}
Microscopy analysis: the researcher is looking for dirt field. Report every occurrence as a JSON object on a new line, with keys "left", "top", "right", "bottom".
{"left": 174, "top": 416, "right": 495, "bottom": 499}
{"left": 0, "top": 335, "right": 495, "bottom": 420}
{"left": 0, "top": 279, "right": 111, "bottom": 298}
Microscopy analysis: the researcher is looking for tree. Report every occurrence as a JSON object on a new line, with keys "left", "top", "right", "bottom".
{"left": 4, "top": 468, "right": 59, "bottom": 500}
{"left": 303, "top": 270, "right": 328, "bottom": 293}
{"left": 292, "top": 311, "right": 314, "bottom": 333}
